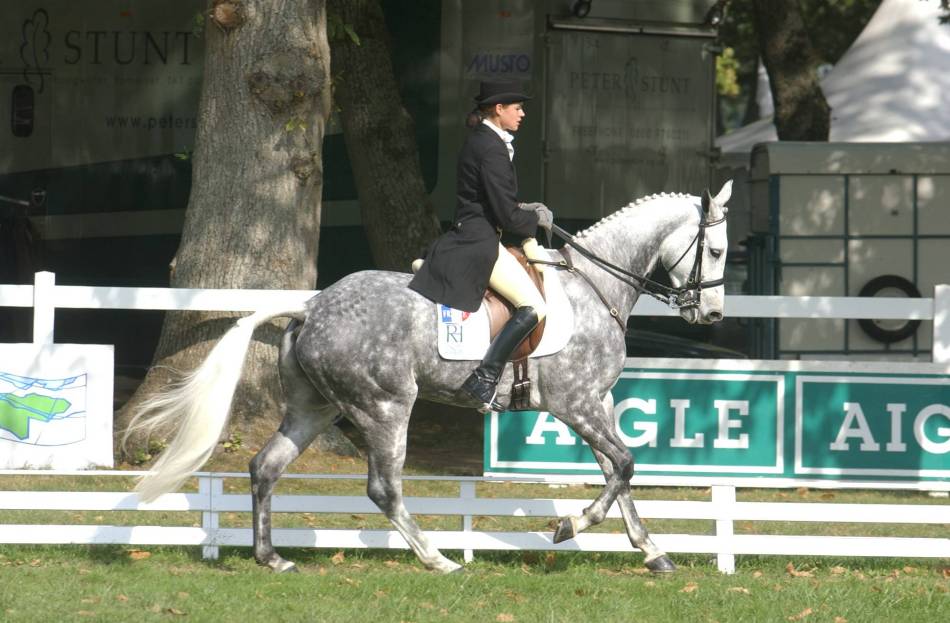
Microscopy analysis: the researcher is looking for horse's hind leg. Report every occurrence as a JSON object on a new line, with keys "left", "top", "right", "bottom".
{"left": 353, "top": 403, "right": 462, "bottom": 574}
{"left": 251, "top": 324, "right": 339, "bottom": 573}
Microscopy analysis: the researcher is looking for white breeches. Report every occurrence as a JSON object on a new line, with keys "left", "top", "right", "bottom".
{"left": 489, "top": 241, "right": 547, "bottom": 321}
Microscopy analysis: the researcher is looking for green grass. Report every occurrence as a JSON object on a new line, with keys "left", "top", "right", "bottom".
{"left": 0, "top": 546, "right": 946, "bottom": 622}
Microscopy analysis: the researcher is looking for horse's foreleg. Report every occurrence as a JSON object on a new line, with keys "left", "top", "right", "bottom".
{"left": 360, "top": 411, "right": 462, "bottom": 574}
{"left": 589, "top": 447, "right": 675, "bottom": 573}
{"left": 551, "top": 396, "right": 633, "bottom": 543}
{"left": 552, "top": 435, "right": 631, "bottom": 543}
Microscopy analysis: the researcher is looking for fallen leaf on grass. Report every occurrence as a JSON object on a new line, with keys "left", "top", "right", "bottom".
{"left": 796, "top": 487, "right": 810, "bottom": 497}
{"left": 820, "top": 492, "right": 835, "bottom": 500}
{"left": 727, "top": 587, "right": 750, "bottom": 595}
{"left": 941, "top": 567, "right": 950, "bottom": 579}
{"left": 787, "top": 607, "right": 813, "bottom": 621}
{"left": 503, "top": 590, "right": 526, "bottom": 604}
{"left": 496, "top": 614, "right": 515, "bottom": 622}
{"left": 374, "top": 590, "right": 388, "bottom": 599}
{"left": 167, "top": 608, "right": 186, "bottom": 616}
{"left": 834, "top": 617, "right": 848, "bottom": 623}
{"left": 644, "top": 581, "right": 656, "bottom": 588}
{"left": 384, "top": 560, "right": 400, "bottom": 568}
{"left": 116, "top": 595, "right": 129, "bottom": 603}
{"left": 680, "top": 582, "right": 699, "bottom": 593}
{"left": 128, "top": 550, "right": 151, "bottom": 561}
{"left": 830, "top": 566, "right": 847, "bottom": 575}
{"left": 341, "top": 576, "right": 360, "bottom": 587}
{"left": 902, "top": 566, "right": 916, "bottom": 574}
{"left": 752, "top": 571, "right": 763, "bottom": 578}
{"left": 786, "top": 563, "right": 813, "bottom": 578}
{"left": 331, "top": 551, "right": 345, "bottom": 565}
{"left": 544, "top": 553, "right": 557, "bottom": 569}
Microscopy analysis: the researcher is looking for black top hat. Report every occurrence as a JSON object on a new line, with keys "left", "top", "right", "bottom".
{"left": 473, "top": 80, "right": 532, "bottom": 106}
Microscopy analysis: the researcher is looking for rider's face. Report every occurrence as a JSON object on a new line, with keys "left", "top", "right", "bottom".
{"left": 495, "top": 102, "right": 525, "bottom": 132}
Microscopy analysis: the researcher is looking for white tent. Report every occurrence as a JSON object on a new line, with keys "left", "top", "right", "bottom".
{"left": 717, "top": 0, "right": 950, "bottom": 153}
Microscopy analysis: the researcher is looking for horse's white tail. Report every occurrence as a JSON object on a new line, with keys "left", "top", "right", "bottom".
{"left": 125, "top": 303, "right": 309, "bottom": 503}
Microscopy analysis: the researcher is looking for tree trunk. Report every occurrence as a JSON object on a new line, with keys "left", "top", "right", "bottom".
{"left": 751, "top": 0, "right": 830, "bottom": 140}
{"left": 117, "top": 0, "right": 353, "bottom": 457}
{"left": 328, "top": 0, "right": 441, "bottom": 272}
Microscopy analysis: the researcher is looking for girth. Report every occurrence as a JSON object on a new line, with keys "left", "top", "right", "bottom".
{"left": 483, "top": 246, "right": 547, "bottom": 362}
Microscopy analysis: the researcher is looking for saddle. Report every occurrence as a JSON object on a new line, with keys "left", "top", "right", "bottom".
{"left": 484, "top": 246, "right": 547, "bottom": 411}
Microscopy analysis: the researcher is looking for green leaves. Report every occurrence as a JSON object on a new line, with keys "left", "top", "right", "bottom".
{"left": 328, "top": 11, "right": 360, "bottom": 45}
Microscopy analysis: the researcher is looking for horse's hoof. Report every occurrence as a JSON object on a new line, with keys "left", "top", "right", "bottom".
{"left": 644, "top": 554, "right": 676, "bottom": 574}
{"left": 430, "top": 560, "right": 463, "bottom": 574}
{"left": 272, "top": 559, "right": 299, "bottom": 574}
{"left": 552, "top": 516, "right": 577, "bottom": 544}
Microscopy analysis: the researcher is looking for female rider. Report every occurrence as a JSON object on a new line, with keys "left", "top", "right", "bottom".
{"left": 409, "top": 80, "right": 553, "bottom": 412}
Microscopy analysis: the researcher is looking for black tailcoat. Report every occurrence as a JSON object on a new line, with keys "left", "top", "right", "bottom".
{"left": 409, "top": 123, "right": 539, "bottom": 312}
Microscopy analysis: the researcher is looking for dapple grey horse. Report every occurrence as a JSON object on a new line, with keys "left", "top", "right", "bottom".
{"left": 126, "top": 181, "right": 732, "bottom": 575}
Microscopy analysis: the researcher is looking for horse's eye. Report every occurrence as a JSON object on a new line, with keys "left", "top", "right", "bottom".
{"left": 710, "top": 249, "right": 723, "bottom": 259}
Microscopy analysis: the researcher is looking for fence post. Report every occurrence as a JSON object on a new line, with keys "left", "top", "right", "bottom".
{"left": 32, "top": 271, "right": 55, "bottom": 346}
{"left": 460, "top": 481, "right": 476, "bottom": 563}
{"left": 933, "top": 285, "right": 950, "bottom": 364}
{"left": 712, "top": 484, "right": 736, "bottom": 574}
{"left": 200, "top": 476, "right": 222, "bottom": 560}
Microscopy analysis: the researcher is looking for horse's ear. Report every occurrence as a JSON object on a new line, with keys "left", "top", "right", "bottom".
{"left": 702, "top": 190, "right": 711, "bottom": 215}
{"left": 713, "top": 179, "right": 733, "bottom": 207}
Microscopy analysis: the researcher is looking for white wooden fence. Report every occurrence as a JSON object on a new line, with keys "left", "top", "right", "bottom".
{"left": 1, "top": 272, "right": 948, "bottom": 574}
{"left": 1, "top": 471, "right": 948, "bottom": 574}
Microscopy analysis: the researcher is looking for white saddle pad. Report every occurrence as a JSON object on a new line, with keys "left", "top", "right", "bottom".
{"left": 437, "top": 258, "right": 574, "bottom": 360}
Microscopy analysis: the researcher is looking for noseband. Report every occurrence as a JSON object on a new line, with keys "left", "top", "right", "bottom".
{"left": 530, "top": 210, "right": 726, "bottom": 331}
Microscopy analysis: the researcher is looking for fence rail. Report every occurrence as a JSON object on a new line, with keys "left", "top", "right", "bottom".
{"left": 1, "top": 472, "right": 948, "bottom": 573}
{"left": 2, "top": 273, "right": 949, "bottom": 573}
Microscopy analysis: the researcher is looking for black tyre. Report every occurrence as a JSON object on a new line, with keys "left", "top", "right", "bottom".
{"left": 857, "top": 275, "right": 922, "bottom": 344}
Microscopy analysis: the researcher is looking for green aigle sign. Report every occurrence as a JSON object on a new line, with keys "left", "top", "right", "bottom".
{"left": 484, "top": 359, "right": 950, "bottom": 486}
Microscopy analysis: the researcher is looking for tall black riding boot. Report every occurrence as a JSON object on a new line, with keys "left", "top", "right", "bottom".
{"left": 461, "top": 306, "right": 540, "bottom": 412}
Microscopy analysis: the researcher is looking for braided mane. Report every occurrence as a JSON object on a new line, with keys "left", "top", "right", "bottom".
{"left": 575, "top": 192, "right": 693, "bottom": 238}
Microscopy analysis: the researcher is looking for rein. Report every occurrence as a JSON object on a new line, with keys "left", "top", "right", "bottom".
{"left": 529, "top": 211, "right": 726, "bottom": 330}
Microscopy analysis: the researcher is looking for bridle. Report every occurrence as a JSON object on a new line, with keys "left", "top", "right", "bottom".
{"left": 660, "top": 208, "right": 728, "bottom": 308}
{"left": 530, "top": 207, "right": 726, "bottom": 331}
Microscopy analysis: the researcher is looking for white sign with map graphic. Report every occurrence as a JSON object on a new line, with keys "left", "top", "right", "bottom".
{"left": 0, "top": 344, "right": 114, "bottom": 469}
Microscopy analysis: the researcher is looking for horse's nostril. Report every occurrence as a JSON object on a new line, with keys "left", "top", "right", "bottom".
{"left": 708, "top": 311, "right": 723, "bottom": 322}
